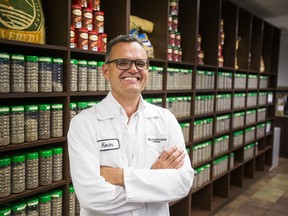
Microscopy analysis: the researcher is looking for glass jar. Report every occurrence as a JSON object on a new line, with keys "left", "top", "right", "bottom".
{"left": 51, "top": 104, "right": 63, "bottom": 138}
{"left": 87, "top": 60, "right": 97, "bottom": 91}
{"left": 10, "top": 54, "right": 25, "bottom": 93}
{"left": 70, "top": 102, "right": 77, "bottom": 121}
{"left": 39, "top": 149, "right": 52, "bottom": 186}
{"left": 78, "top": 60, "right": 88, "bottom": 91}
{"left": 10, "top": 106, "right": 25, "bottom": 144}
{"left": 97, "top": 61, "right": 105, "bottom": 91}
{"left": 52, "top": 58, "right": 64, "bottom": 92}
{"left": 87, "top": 101, "right": 97, "bottom": 108}
{"left": 11, "top": 154, "right": 26, "bottom": 194}
{"left": 11, "top": 201, "right": 26, "bottom": 216}
{"left": 0, "top": 156, "right": 11, "bottom": 198}
{"left": 52, "top": 147, "right": 63, "bottom": 182}
{"left": 25, "top": 55, "right": 39, "bottom": 93}
{"left": 51, "top": 189, "right": 63, "bottom": 216}
{"left": 38, "top": 104, "right": 51, "bottom": 139}
{"left": 39, "top": 56, "right": 53, "bottom": 92}
{"left": 25, "top": 152, "right": 39, "bottom": 189}
{"left": 77, "top": 102, "right": 87, "bottom": 114}
{"left": 38, "top": 193, "right": 51, "bottom": 216}
{"left": 25, "top": 197, "right": 39, "bottom": 216}
{"left": 0, "top": 205, "right": 11, "bottom": 215}
{"left": 24, "top": 105, "right": 38, "bottom": 142}
{"left": 0, "top": 106, "right": 10, "bottom": 146}
{"left": 70, "top": 59, "right": 78, "bottom": 92}
{"left": 69, "top": 185, "right": 76, "bottom": 216}
{"left": 0, "top": 52, "right": 10, "bottom": 93}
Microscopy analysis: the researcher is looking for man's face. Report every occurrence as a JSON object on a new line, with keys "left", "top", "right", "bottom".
{"left": 102, "top": 42, "right": 148, "bottom": 99}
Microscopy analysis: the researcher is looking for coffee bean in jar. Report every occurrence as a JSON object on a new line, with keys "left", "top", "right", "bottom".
{"left": 0, "top": 52, "right": 10, "bottom": 93}
{"left": 11, "top": 201, "right": 26, "bottom": 216}
{"left": 25, "top": 152, "right": 39, "bottom": 190}
{"left": 39, "top": 149, "right": 53, "bottom": 186}
{"left": 11, "top": 154, "right": 26, "bottom": 194}
{"left": 10, "top": 106, "right": 25, "bottom": 144}
{"left": 39, "top": 56, "right": 53, "bottom": 93}
{"left": 38, "top": 193, "right": 51, "bottom": 216}
{"left": 51, "top": 189, "right": 63, "bottom": 216}
{"left": 51, "top": 104, "right": 63, "bottom": 138}
{"left": 52, "top": 147, "right": 63, "bottom": 182}
{"left": 70, "top": 102, "right": 77, "bottom": 121}
{"left": 25, "top": 55, "right": 39, "bottom": 93}
{"left": 38, "top": 104, "right": 51, "bottom": 140}
{"left": 25, "top": 197, "right": 39, "bottom": 216}
{"left": 77, "top": 60, "right": 88, "bottom": 92}
{"left": 70, "top": 59, "right": 78, "bottom": 92}
{"left": 69, "top": 185, "right": 76, "bottom": 216}
{"left": 10, "top": 54, "right": 25, "bottom": 93}
{"left": 24, "top": 105, "right": 38, "bottom": 142}
{"left": 52, "top": 58, "right": 64, "bottom": 92}
{"left": 0, "top": 106, "right": 10, "bottom": 146}
{"left": 0, "top": 156, "right": 11, "bottom": 198}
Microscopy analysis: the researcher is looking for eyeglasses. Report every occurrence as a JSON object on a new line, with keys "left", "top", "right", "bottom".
{"left": 105, "top": 58, "right": 150, "bottom": 70}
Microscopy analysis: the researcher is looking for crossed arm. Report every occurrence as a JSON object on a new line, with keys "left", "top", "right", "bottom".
{"left": 100, "top": 146, "right": 186, "bottom": 187}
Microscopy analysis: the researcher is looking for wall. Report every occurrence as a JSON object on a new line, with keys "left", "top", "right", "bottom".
{"left": 277, "top": 31, "right": 288, "bottom": 87}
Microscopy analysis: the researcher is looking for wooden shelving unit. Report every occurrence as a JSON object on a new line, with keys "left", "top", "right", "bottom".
{"left": 0, "top": 0, "right": 280, "bottom": 215}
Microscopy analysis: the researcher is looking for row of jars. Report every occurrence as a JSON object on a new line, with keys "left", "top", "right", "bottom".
{"left": 244, "top": 143, "right": 255, "bottom": 161}
{"left": 0, "top": 147, "right": 63, "bottom": 198}
{"left": 193, "top": 118, "right": 213, "bottom": 141}
{"left": 212, "top": 155, "right": 228, "bottom": 178}
{"left": 215, "top": 114, "right": 230, "bottom": 134}
{"left": 180, "top": 122, "right": 190, "bottom": 142}
{"left": 192, "top": 164, "right": 211, "bottom": 189}
{"left": 0, "top": 53, "right": 63, "bottom": 94}
{"left": 166, "top": 68, "right": 192, "bottom": 90}
{"left": 165, "top": 96, "right": 191, "bottom": 118}
{"left": 0, "top": 189, "right": 63, "bottom": 216}
{"left": 0, "top": 104, "right": 63, "bottom": 146}
{"left": 145, "top": 66, "right": 164, "bottom": 91}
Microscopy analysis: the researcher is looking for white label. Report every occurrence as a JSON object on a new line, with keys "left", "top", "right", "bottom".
{"left": 146, "top": 134, "right": 168, "bottom": 147}
{"left": 98, "top": 139, "right": 119, "bottom": 151}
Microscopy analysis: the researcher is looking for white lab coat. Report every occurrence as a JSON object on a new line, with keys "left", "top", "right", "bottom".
{"left": 68, "top": 92, "right": 194, "bottom": 216}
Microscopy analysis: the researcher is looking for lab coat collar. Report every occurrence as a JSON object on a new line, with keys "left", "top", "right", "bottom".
{"left": 95, "top": 92, "right": 160, "bottom": 120}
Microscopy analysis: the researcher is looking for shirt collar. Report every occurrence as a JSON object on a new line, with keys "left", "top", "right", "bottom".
{"left": 96, "top": 92, "right": 156, "bottom": 120}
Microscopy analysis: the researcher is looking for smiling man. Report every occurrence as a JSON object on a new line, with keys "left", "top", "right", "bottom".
{"left": 68, "top": 35, "right": 194, "bottom": 216}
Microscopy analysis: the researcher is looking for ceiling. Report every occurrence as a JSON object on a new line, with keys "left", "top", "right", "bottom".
{"left": 230, "top": 0, "right": 288, "bottom": 32}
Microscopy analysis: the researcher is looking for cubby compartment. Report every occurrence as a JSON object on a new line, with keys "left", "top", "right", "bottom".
{"left": 170, "top": 195, "right": 190, "bottom": 216}
{"left": 229, "top": 165, "right": 243, "bottom": 196}
{"left": 191, "top": 184, "right": 212, "bottom": 215}
{"left": 212, "top": 174, "right": 229, "bottom": 210}
{"left": 243, "top": 159, "right": 255, "bottom": 186}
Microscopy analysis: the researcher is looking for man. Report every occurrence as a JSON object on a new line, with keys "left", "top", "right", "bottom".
{"left": 68, "top": 35, "right": 194, "bottom": 216}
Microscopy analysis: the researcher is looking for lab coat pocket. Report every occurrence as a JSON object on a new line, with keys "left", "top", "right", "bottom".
{"left": 145, "top": 134, "right": 168, "bottom": 157}
{"left": 97, "top": 138, "right": 124, "bottom": 167}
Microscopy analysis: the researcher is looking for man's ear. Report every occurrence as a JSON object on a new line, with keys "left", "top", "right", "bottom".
{"left": 102, "top": 64, "right": 110, "bottom": 81}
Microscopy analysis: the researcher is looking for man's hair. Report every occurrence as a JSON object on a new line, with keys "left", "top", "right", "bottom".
{"left": 105, "top": 35, "right": 144, "bottom": 62}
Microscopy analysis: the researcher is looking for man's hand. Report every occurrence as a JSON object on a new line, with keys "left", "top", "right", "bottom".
{"left": 100, "top": 166, "right": 124, "bottom": 187}
{"left": 151, "top": 146, "right": 186, "bottom": 169}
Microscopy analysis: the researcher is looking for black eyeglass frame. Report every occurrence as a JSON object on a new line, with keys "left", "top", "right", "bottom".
{"left": 105, "top": 58, "right": 150, "bottom": 70}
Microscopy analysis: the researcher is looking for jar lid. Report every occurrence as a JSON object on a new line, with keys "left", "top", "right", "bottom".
{"left": 25, "top": 55, "right": 39, "bottom": 62}
{"left": 97, "top": 61, "right": 105, "bottom": 66}
{"left": 69, "top": 185, "right": 75, "bottom": 193}
{"left": 78, "top": 60, "right": 87, "bottom": 65}
{"left": 11, "top": 54, "right": 25, "bottom": 61}
{"left": 10, "top": 106, "right": 24, "bottom": 113}
{"left": 52, "top": 147, "right": 63, "bottom": 155}
{"left": 26, "top": 197, "right": 39, "bottom": 207}
{"left": 0, "top": 157, "right": 11, "bottom": 166}
{"left": 53, "top": 58, "right": 63, "bottom": 64}
{"left": 70, "top": 59, "right": 78, "bottom": 65}
{"left": 39, "top": 56, "right": 52, "bottom": 63}
{"left": 77, "top": 102, "right": 88, "bottom": 109}
{"left": 51, "top": 189, "right": 63, "bottom": 198}
{"left": 70, "top": 102, "right": 77, "bottom": 109}
{"left": 0, "top": 52, "right": 9, "bottom": 59}
{"left": 38, "top": 193, "right": 51, "bottom": 203}
{"left": 51, "top": 104, "right": 63, "bottom": 110}
{"left": 24, "top": 105, "right": 38, "bottom": 112}
{"left": 88, "top": 60, "right": 97, "bottom": 66}
{"left": 12, "top": 154, "right": 25, "bottom": 163}
{"left": 39, "top": 149, "right": 52, "bottom": 157}
{"left": 0, "top": 106, "right": 9, "bottom": 114}
{"left": 0, "top": 205, "right": 11, "bottom": 215}
{"left": 87, "top": 101, "right": 97, "bottom": 108}
{"left": 26, "top": 152, "right": 39, "bottom": 160}
{"left": 39, "top": 104, "right": 51, "bottom": 111}
{"left": 11, "top": 201, "right": 26, "bottom": 212}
